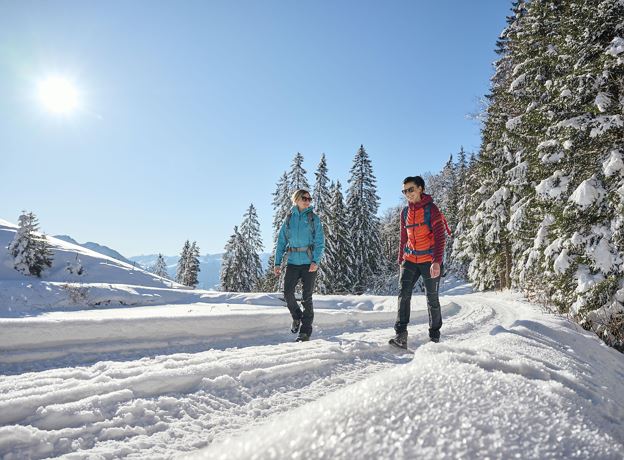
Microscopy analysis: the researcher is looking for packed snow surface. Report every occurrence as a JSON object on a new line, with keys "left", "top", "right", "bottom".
{"left": 1, "top": 285, "right": 623, "bottom": 459}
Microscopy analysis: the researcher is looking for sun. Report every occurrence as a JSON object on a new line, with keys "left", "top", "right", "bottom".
{"left": 37, "top": 76, "right": 80, "bottom": 114}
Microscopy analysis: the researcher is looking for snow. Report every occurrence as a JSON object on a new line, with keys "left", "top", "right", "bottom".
{"left": 590, "top": 115, "right": 624, "bottom": 138}
{"left": 505, "top": 115, "right": 522, "bottom": 131}
{"left": 603, "top": 150, "right": 624, "bottom": 177}
{"left": 509, "top": 72, "right": 526, "bottom": 91}
{"left": 535, "top": 170, "right": 570, "bottom": 200}
{"left": 2, "top": 220, "right": 624, "bottom": 459}
{"left": 568, "top": 176, "right": 606, "bottom": 209}
{"left": 606, "top": 37, "right": 624, "bottom": 57}
{"left": 596, "top": 92, "right": 613, "bottom": 112}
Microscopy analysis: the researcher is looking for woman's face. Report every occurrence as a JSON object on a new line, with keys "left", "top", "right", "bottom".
{"left": 297, "top": 193, "right": 313, "bottom": 210}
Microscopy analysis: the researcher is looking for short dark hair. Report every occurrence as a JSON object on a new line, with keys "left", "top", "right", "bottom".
{"left": 403, "top": 176, "right": 425, "bottom": 190}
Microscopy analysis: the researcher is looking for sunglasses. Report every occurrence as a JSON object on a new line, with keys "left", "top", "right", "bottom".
{"left": 402, "top": 186, "right": 416, "bottom": 195}
{"left": 301, "top": 196, "right": 312, "bottom": 202}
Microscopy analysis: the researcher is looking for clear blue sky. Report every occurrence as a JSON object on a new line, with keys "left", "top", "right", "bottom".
{"left": 0, "top": 0, "right": 510, "bottom": 256}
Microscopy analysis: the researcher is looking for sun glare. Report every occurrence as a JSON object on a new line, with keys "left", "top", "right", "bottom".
{"left": 37, "top": 76, "right": 80, "bottom": 114}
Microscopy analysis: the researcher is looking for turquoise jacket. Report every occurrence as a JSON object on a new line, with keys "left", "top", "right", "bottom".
{"left": 275, "top": 206, "right": 325, "bottom": 266}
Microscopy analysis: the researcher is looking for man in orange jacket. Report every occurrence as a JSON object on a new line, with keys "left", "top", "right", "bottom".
{"left": 390, "top": 176, "right": 447, "bottom": 349}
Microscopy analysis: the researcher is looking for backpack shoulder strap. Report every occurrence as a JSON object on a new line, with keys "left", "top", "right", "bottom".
{"left": 424, "top": 203, "right": 432, "bottom": 231}
{"left": 308, "top": 211, "right": 316, "bottom": 241}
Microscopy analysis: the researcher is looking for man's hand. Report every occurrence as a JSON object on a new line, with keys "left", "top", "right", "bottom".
{"left": 309, "top": 263, "right": 318, "bottom": 272}
{"left": 274, "top": 266, "right": 281, "bottom": 276}
{"left": 430, "top": 262, "right": 441, "bottom": 278}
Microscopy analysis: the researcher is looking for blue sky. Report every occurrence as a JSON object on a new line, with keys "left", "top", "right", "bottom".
{"left": 0, "top": 0, "right": 510, "bottom": 256}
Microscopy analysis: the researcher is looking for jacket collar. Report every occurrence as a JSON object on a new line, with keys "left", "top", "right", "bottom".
{"left": 408, "top": 193, "right": 433, "bottom": 210}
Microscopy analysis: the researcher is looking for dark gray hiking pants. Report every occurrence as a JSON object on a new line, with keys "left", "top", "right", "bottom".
{"left": 284, "top": 264, "right": 317, "bottom": 336}
{"left": 395, "top": 260, "right": 442, "bottom": 339}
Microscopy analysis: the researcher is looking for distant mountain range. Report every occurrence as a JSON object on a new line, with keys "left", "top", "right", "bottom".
{"left": 53, "top": 235, "right": 270, "bottom": 290}
{"left": 54, "top": 235, "right": 135, "bottom": 265}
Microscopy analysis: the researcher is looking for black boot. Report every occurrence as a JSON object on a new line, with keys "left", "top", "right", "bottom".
{"left": 291, "top": 318, "right": 301, "bottom": 334}
{"left": 389, "top": 331, "right": 408, "bottom": 349}
{"left": 296, "top": 332, "right": 310, "bottom": 342}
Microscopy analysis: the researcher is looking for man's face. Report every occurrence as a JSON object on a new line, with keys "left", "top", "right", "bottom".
{"left": 402, "top": 182, "right": 423, "bottom": 203}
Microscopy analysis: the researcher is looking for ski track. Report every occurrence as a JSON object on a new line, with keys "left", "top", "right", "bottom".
{"left": 0, "top": 296, "right": 563, "bottom": 459}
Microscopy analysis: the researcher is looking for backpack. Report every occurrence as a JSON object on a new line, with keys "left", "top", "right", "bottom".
{"left": 402, "top": 203, "right": 451, "bottom": 236}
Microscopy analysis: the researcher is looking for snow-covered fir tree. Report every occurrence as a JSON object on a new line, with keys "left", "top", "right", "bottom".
{"left": 312, "top": 153, "right": 331, "bottom": 221}
{"left": 260, "top": 171, "right": 291, "bottom": 292}
{"left": 369, "top": 204, "right": 402, "bottom": 295}
{"left": 152, "top": 254, "right": 169, "bottom": 279}
{"left": 456, "top": 0, "right": 624, "bottom": 350}
{"left": 345, "top": 145, "right": 383, "bottom": 294}
{"left": 176, "top": 240, "right": 190, "bottom": 285}
{"left": 320, "top": 181, "right": 354, "bottom": 294}
{"left": 287, "top": 152, "right": 309, "bottom": 192}
{"left": 8, "top": 211, "right": 53, "bottom": 277}
{"left": 220, "top": 226, "right": 250, "bottom": 292}
{"left": 521, "top": 0, "right": 624, "bottom": 348}
{"left": 239, "top": 203, "right": 264, "bottom": 290}
{"left": 184, "top": 242, "right": 201, "bottom": 288}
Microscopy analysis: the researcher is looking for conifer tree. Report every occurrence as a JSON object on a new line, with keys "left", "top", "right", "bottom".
{"left": 261, "top": 171, "right": 292, "bottom": 292}
{"left": 321, "top": 181, "right": 354, "bottom": 294}
{"left": 312, "top": 153, "right": 331, "bottom": 221}
{"left": 345, "top": 145, "right": 383, "bottom": 294}
{"left": 8, "top": 211, "right": 53, "bottom": 277}
{"left": 176, "top": 240, "right": 190, "bottom": 285}
{"left": 220, "top": 226, "right": 249, "bottom": 292}
{"left": 287, "top": 152, "right": 309, "bottom": 192}
{"left": 152, "top": 254, "right": 169, "bottom": 279}
{"left": 184, "top": 242, "right": 201, "bottom": 288}
{"left": 239, "top": 203, "right": 264, "bottom": 290}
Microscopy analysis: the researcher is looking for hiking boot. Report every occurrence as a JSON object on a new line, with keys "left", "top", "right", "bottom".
{"left": 296, "top": 332, "right": 310, "bottom": 342}
{"left": 430, "top": 337, "right": 440, "bottom": 343}
{"left": 389, "top": 331, "right": 408, "bottom": 349}
{"left": 291, "top": 318, "right": 301, "bottom": 334}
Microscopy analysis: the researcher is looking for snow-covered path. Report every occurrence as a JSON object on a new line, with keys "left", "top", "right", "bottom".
{"left": 1, "top": 289, "right": 623, "bottom": 459}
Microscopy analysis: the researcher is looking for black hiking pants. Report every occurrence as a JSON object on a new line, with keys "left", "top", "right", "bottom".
{"left": 395, "top": 260, "right": 442, "bottom": 340}
{"left": 284, "top": 264, "right": 317, "bottom": 336}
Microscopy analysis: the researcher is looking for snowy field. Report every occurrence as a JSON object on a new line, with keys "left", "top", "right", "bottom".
{"left": 1, "top": 219, "right": 624, "bottom": 459}
{"left": 1, "top": 287, "right": 624, "bottom": 459}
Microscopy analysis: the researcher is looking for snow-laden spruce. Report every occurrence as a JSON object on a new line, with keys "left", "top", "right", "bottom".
{"left": 7, "top": 211, "right": 53, "bottom": 278}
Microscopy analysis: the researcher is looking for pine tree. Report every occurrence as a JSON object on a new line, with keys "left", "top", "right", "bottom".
{"left": 312, "top": 153, "right": 331, "bottom": 221}
{"left": 184, "top": 242, "right": 201, "bottom": 288}
{"left": 321, "top": 181, "right": 354, "bottom": 294}
{"left": 287, "top": 152, "right": 309, "bottom": 192}
{"left": 522, "top": 0, "right": 624, "bottom": 347}
{"left": 153, "top": 254, "right": 169, "bottom": 279}
{"left": 272, "top": 172, "right": 292, "bottom": 241}
{"left": 176, "top": 240, "right": 190, "bottom": 285}
{"left": 8, "top": 211, "right": 53, "bottom": 277}
{"left": 369, "top": 204, "right": 402, "bottom": 295}
{"left": 260, "top": 171, "right": 292, "bottom": 292}
{"left": 345, "top": 145, "right": 383, "bottom": 294}
{"left": 220, "top": 226, "right": 249, "bottom": 292}
{"left": 239, "top": 203, "right": 264, "bottom": 290}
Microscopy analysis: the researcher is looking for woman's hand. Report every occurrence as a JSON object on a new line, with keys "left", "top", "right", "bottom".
{"left": 309, "top": 263, "right": 318, "bottom": 272}
{"left": 274, "top": 266, "right": 281, "bottom": 276}
{"left": 430, "top": 262, "right": 440, "bottom": 278}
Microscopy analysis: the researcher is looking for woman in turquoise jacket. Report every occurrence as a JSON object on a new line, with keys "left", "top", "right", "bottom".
{"left": 274, "top": 189, "right": 325, "bottom": 342}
